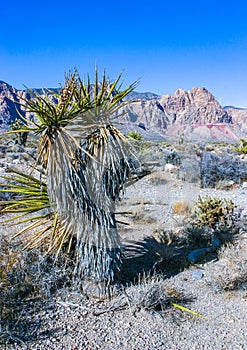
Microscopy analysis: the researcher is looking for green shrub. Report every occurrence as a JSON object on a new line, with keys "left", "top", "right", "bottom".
{"left": 126, "top": 131, "right": 143, "bottom": 141}
{"left": 9, "top": 119, "right": 29, "bottom": 146}
{"left": 235, "top": 139, "right": 247, "bottom": 154}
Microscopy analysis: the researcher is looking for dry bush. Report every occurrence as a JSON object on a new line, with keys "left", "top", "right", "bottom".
{"left": 133, "top": 211, "right": 157, "bottom": 224}
{"left": 172, "top": 200, "right": 192, "bottom": 215}
{"left": 0, "top": 236, "right": 73, "bottom": 339}
{"left": 200, "top": 150, "right": 247, "bottom": 187}
{"left": 147, "top": 172, "right": 167, "bottom": 186}
{"left": 215, "top": 179, "right": 236, "bottom": 190}
{"left": 213, "top": 233, "right": 247, "bottom": 291}
{"left": 111, "top": 274, "right": 195, "bottom": 318}
{"left": 152, "top": 228, "right": 184, "bottom": 245}
{"left": 123, "top": 274, "right": 167, "bottom": 313}
{"left": 178, "top": 156, "right": 201, "bottom": 183}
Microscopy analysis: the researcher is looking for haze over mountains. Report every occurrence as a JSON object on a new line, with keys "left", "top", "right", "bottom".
{"left": 0, "top": 81, "right": 246, "bottom": 142}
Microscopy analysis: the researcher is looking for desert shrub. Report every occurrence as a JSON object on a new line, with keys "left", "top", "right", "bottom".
{"left": 213, "top": 234, "right": 247, "bottom": 291}
{"left": 123, "top": 274, "right": 167, "bottom": 313}
{"left": 147, "top": 171, "right": 167, "bottom": 185}
{"left": 215, "top": 179, "right": 235, "bottom": 190}
{"left": 235, "top": 138, "right": 247, "bottom": 154}
{"left": 119, "top": 274, "right": 201, "bottom": 318}
{"left": 178, "top": 155, "right": 201, "bottom": 183}
{"left": 152, "top": 228, "right": 183, "bottom": 245}
{"left": 184, "top": 195, "right": 239, "bottom": 250}
{"left": 0, "top": 235, "right": 75, "bottom": 340}
{"left": 133, "top": 210, "right": 157, "bottom": 224}
{"left": 200, "top": 150, "right": 247, "bottom": 187}
{"left": 163, "top": 145, "right": 181, "bottom": 165}
{"left": 0, "top": 238, "right": 19, "bottom": 288}
{"left": 126, "top": 131, "right": 143, "bottom": 141}
{"left": 122, "top": 274, "right": 186, "bottom": 314}
{"left": 9, "top": 119, "right": 28, "bottom": 146}
{"left": 191, "top": 195, "right": 238, "bottom": 232}
{"left": 172, "top": 200, "right": 192, "bottom": 215}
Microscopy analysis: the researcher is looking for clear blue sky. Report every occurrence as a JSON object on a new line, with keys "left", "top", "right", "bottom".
{"left": 1, "top": 0, "right": 247, "bottom": 107}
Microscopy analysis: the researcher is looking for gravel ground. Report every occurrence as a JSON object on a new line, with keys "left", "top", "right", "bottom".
{"left": 1, "top": 163, "right": 247, "bottom": 350}
{"left": 2, "top": 263, "right": 246, "bottom": 350}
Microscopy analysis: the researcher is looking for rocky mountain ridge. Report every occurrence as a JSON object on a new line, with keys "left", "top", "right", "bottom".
{"left": 0, "top": 81, "right": 27, "bottom": 129}
{"left": 0, "top": 81, "right": 246, "bottom": 141}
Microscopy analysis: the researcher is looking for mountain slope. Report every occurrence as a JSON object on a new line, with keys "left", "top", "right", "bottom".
{"left": 0, "top": 81, "right": 246, "bottom": 141}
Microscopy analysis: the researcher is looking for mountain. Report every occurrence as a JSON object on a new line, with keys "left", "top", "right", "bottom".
{"left": 0, "top": 81, "right": 246, "bottom": 142}
{"left": 118, "top": 87, "right": 245, "bottom": 142}
{"left": 123, "top": 91, "right": 161, "bottom": 101}
{"left": 224, "top": 106, "right": 247, "bottom": 135}
{"left": 120, "top": 87, "right": 231, "bottom": 127}
{"left": 0, "top": 81, "right": 28, "bottom": 128}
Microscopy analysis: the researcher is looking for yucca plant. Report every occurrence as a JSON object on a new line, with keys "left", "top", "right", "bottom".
{"left": 1, "top": 69, "right": 138, "bottom": 287}
{"left": 0, "top": 168, "right": 60, "bottom": 252}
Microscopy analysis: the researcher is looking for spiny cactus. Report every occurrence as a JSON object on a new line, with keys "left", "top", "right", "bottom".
{"left": 191, "top": 195, "right": 237, "bottom": 232}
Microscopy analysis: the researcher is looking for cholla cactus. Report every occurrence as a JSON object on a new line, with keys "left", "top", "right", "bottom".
{"left": 191, "top": 195, "right": 237, "bottom": 232}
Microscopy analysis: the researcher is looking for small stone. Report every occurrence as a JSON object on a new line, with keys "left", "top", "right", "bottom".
{"left": 192, "top": 270, "right": 204, "bottom": 279}
{"left": 156, "top": 341, "right": 164, "bottom": 347}
{"left": 188, "top": 247, "right": 213, "bottom": 263}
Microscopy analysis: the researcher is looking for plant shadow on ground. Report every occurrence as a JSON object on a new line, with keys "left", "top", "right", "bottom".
{"left": 118, "top": 234, "right": 219, "bottom": 284}
{"left": 0, "top": 297, "right": 60, "bottom": 348}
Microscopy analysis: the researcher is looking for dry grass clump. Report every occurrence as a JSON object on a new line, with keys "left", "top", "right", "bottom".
{"left": 123, "top": 274, "right": 167, "bottom": 313}
{"left": 120, "top": 274, "right": 188, "bottom": 315}
{"left": 133, "top": 211, "right": 157, "bottom": 224}
{"left": 172, "top": 200, "right": 193, "bottom": 215}
{"left": 152, "top": 227, "right": 184, "bottom": 245}
{"left": 147, "top": 172, "right": 167, "bottom": 186}
{"left": 213, "top": 233, "right": 247, "bottom": 291}
{"left": 91, "top": 274, "right": 196, "bottom": 319}
{"left": 127, "top": 197, "right": 153, "bottom": 206}
{"left": 215, "top": 179, "right": 236, "bottom": 190}
{"left": 0, "top": 235, "right": 73, "bottom": 341}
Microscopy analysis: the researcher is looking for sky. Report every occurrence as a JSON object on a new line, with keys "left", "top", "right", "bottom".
{"left": 1, "top": 0, "right": 247, "bottom": 107}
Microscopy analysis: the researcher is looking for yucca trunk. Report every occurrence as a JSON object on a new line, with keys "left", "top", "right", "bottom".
{"left": 44, "top": 122, "right": 132, "bottom": 284}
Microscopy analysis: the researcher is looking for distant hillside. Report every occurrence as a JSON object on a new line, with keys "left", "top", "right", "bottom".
{"left": 0, "top": 81, "right": 30, "bottom": 128}
{"left": 123, "top": 91, "right": 160, "bottom": 101}
{"left": 224, "top": 106, "right": 247, "bottom": 135}
{"left": 118, "top": 87, "right": 247, "bottom": 142}
{"left": 0, "top": 81, "right": 246, "bottom": 142}
{"left": 224, "top": 106, "right": 247, "bottom": 110}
